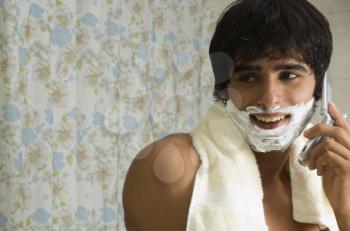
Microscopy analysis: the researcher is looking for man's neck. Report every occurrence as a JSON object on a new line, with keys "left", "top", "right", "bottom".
{"left": 253, "top": 147, "right": 291, "bottom": 186}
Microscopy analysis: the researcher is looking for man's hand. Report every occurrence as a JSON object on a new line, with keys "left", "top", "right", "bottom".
{"left": 304, "top": 102, "right": 350, "bottom": 230}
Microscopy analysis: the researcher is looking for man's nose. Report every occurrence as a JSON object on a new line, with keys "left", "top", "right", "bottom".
{"left": 256, "top": 80, "right": 283, "bottom": 109}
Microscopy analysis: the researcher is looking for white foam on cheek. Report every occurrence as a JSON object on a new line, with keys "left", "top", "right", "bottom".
{"left": 226, "top": 98, "right": 315, "bottom": 153}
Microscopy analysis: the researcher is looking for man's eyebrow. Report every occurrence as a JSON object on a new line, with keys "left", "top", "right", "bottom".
{"left": 273, "top": 64, "right": 308, "bottom": 72}
{"left": 234, "top": 63, "right": 308, "bottom": 72}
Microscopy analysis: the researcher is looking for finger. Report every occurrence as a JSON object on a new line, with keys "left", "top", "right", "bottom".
{"left": 315, "top": 150, "right": 328, "bottom": 176}
{"left": 315, "top": 150, "right": 348, "bottom": 176}
{"left": 328, "top": 101, "right": 350, "bottom": 132}
{"left": 303, "top": 124, "right": 350, "bottom": 150}
{"left": 308, "top": 138, "right": 350, "bottom": 170}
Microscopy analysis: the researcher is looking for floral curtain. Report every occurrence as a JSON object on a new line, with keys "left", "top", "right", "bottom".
{"left": 0, "top": 0, "right": 225, "bottom": 230}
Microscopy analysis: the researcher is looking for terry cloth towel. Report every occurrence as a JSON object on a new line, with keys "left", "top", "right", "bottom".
{"left": 185, "top": 101, "right": 339, "bottom": 231}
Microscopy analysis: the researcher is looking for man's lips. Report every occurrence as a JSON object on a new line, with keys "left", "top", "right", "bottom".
{"left": 250, "top": 113, "right": 291, "bottom": 129}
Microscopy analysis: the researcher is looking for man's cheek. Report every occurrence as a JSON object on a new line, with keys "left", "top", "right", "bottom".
{"left": 227, "top": 87, "right": 245, "bottom": 109}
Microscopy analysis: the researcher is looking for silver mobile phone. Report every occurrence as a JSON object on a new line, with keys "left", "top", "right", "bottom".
{"left": 298, "top": 71, "right": 335, "bottom": 166}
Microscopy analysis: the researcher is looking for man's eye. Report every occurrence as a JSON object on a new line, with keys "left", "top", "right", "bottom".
{"left": 238, "top": 75, "right": 259, "bottom": 83}
{"left": 280, "top": 72, "right": 298, "bottom": 80}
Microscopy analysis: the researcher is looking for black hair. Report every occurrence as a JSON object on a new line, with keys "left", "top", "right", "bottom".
{"left": 210, "top": 0, "right": 333, "bottom": 104}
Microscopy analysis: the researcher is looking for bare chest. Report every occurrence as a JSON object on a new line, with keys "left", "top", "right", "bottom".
{"left": 263, "top": 189, "right": 322, "bottom": 231}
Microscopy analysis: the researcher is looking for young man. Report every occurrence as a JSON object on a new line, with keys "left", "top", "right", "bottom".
{"left": 123, "top": 0, "right": 350, "bottom": 230}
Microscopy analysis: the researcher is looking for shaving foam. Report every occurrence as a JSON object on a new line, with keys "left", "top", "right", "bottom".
{"left": 226, "top": 98, "right": 315, "bottom": 153}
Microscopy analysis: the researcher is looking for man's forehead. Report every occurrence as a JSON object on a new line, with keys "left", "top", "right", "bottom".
{"left": 241, "top": 56, "right": 306, "bottom": 65}
{"left": 234, "top": 47, "right": 305, "bottom": 65}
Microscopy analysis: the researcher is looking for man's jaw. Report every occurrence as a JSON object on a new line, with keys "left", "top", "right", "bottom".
{"left": 250, "top": 113, "right": 291, "bottom": 129}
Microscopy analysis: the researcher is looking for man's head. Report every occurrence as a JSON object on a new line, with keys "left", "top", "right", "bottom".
{"left": 225, "top": 56, "right": 317, "bottom": 152}
{"left": 210, "top": 0, "right": 333, "bottom": 104}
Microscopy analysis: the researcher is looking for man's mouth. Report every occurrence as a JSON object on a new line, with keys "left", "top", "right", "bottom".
{"left": 250, "top": 113, "right": 291, "bottom": 129}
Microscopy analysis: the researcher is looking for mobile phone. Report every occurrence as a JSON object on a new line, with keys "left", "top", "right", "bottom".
{"left": 298, "top": 71, "right": 335, "bottom": 167}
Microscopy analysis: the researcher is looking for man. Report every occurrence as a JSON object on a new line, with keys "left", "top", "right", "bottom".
{"left": 123, "top": 0, "right": 350, "bottom": 230}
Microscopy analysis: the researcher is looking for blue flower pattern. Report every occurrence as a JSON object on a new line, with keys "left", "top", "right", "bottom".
{"left": 29, "top": 3, "right": 44, "bottom": 18}
{"left": 31, "top": 208, "right": 51, "bottom": 224}
{"left": 51, "top": 27, "right": 73, "bottom": 47}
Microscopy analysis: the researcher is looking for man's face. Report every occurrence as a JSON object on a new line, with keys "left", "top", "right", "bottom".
{"left": 227, "top": 56, "right": 316, "bottom": 130}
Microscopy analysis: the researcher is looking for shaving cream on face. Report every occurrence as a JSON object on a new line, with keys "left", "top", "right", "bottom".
{"left": 226, "top": 98, "right": 315, "bottom": 153}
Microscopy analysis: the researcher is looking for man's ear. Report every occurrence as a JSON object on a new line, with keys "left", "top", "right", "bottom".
{"left": 218, "top": 88, "right": 229, "bottom": 102}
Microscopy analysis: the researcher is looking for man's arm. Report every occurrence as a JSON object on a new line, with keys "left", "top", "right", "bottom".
{"left": 122, "top": 134, "right": 200, "bottom": 231}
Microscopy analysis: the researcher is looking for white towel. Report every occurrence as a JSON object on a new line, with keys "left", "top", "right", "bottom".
{"left": 186, "top": 101, "right": 338, "bottom": 231}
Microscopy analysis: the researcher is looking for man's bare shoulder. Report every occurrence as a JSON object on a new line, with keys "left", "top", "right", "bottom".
{"left": 122, "top": 133, "right": 201, "bottom": 230}
{"left": 127, "top": 133, "right": 200, "bottom": 182}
